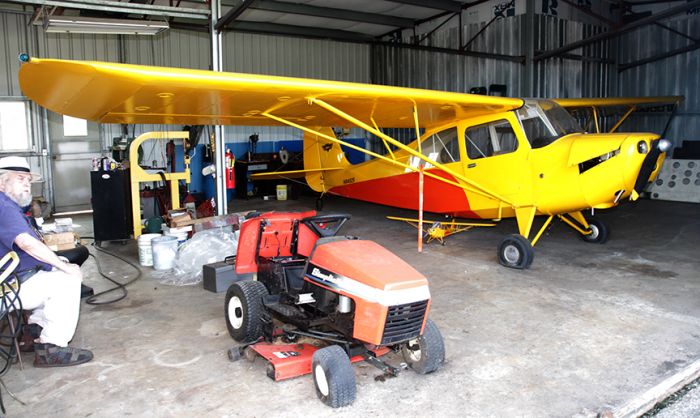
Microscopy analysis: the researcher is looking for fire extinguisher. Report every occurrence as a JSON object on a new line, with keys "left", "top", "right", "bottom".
{"left": 225, "top": 148, "right": 236, "bottom": 189}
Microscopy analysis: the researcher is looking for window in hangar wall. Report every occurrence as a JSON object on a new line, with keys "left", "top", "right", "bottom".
{"left": 0, "top": 100, "right": 31, "bottom": 152}
{"left": 62, "top": 115, "right": 88, "bottom": 137}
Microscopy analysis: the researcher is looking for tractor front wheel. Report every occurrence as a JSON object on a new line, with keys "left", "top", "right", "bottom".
{"left": 402, "top": 319, "right": 445, "bottom": 375}
{"left": 312, "top": 345, "right": 356, "bottom": 408}
{"left": 225, "top": 280, "right": 268, "bottom": 342}
{"left": 497, "top": 234, "right": 534, "bottom": 269}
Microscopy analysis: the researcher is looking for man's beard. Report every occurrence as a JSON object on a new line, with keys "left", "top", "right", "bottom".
{"left": 7, "top": 189, "right": 32, "bottom": 207}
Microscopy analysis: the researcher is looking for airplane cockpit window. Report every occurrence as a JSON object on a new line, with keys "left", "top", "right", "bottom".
{"left": 517, "top": 100, "right": 583, "bottom": 149}
{"left": 465, "top": 119, "right": 518, "bottom": 160}
{"left": 420, "top": 127, "right": 460, "bottom": 164}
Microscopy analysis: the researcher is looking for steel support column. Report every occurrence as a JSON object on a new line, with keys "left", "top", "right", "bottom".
{"left": 211, "top": 0, "right": 227, "bottom": 215}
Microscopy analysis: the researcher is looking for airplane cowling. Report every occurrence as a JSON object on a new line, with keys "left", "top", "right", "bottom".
{"left": 577, "top": 133, "right": 660, "bottom": 208}
{"left": 566, "top": 133, "right": 630, "bottom": 167}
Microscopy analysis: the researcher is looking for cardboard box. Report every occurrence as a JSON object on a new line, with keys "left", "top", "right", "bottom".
{"left": 44, "top": 232, "right": 77, "bottom": 251}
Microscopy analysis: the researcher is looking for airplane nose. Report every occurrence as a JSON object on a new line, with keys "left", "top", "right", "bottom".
{"left": 632, "top": 138, "right": 665, "bottom": 196}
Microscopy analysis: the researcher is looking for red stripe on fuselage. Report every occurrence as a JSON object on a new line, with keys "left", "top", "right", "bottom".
{"left": 329, "top": 169, "right": 480, "bottom": 218}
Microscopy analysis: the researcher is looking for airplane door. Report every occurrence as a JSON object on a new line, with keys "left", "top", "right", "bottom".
{"left": 461, "top": 115, "right": 530, "bottom": 200}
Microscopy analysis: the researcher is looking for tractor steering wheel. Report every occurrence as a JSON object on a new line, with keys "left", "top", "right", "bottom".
{"left": 302, "top": 213, "right": 351, "bottom": 238}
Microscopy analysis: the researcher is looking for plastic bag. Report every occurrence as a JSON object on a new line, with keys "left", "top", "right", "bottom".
{"left": 154, "top": 228, "right": 239, "bottom": 286}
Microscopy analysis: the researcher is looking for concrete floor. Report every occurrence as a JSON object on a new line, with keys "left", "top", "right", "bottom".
{"left": 2, "top": 196, "right": 699, "bottom": 417}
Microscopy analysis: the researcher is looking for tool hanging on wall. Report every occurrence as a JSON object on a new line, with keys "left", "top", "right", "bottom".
{"left": 166, "top": 140, "right": 176, "bottom": 172}
{"left": 225, "top": 148, "right": 236, "bottom": 189}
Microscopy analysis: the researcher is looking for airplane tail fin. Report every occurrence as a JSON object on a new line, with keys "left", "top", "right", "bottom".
{"left": 303, "top": 127, "right": 350, "bottom": 192}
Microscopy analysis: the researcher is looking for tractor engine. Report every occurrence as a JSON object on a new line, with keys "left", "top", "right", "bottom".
{"left": 304, "top": 237, "right": 432, "bottom": 346}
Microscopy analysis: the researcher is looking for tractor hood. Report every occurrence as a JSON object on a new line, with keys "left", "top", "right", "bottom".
{"left": 308, "top": 239, "right": 429, "bottom": 294}
{"left": 566, "top": 133, "right": 629, "bottom": 167}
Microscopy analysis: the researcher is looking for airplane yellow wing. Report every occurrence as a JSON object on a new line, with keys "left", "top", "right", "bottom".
{"left": 18, "top": 57, "right": 523, "bottom": 130}
{"left": 553, "top": 96, "right": 683, "bottom": 108}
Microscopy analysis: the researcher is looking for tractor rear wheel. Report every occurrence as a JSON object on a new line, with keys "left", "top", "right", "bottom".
{"left": 580, "top": 218, "right": 609, "bottom": 244}
{"left": 402, "top": 318, "right": 445, "bottom": 375}
{"left": 497, "top": 234, "right": 534, "bottom": 269}
{"left": 225, "top": 280, "right": 268, "bottom": 342}
{"left": 312, "top": 345, "right": 356, "bottom": 408}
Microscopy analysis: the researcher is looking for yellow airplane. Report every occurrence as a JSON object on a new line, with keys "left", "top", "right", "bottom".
{"left": 18, "top": 57, "right": 677, "bottom": 269}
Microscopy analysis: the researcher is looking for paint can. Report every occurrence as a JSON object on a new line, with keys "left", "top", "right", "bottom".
{"left": 137, "top": 233, "right": 161, "bottom": 267}
{"left": 165, "top": 230, "right": 189, "bottom": 247}
{"left": 151, "top": 235, "right": 178, "bottom": 270}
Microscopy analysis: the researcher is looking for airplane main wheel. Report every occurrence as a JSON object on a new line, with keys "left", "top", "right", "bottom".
{"left": 312, "top": 345, "right": 356, "bottom": 408}
{"left": 581, "top": 219, "right": 609, "bottom": 244}
{"left": 402, "top": 318, "right": 446, "bottom": 375}
{"left": 225, "top": 281, "right": 268, "bottom": 342}
{"left": 498, "top": 234, "right": 534, "bottom": 269}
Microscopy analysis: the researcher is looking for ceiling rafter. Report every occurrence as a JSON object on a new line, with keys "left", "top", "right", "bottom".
{"left": 387, "top": 0, "right": 462, "bottom": 12}
{"left": 225, "top": 20, "right": 374, "bottom": 42}
{"left": 250, "top": 0, "right": 414, "bottom": 28}
{"left": 215, "top": 0, "right": 258, "bottom": 32}
{"left": 534, "top": 0, "right": 700, "bottom": 61}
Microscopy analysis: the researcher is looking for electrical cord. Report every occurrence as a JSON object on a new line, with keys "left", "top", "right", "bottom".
{"left": 80, "top": 237, "right": 142, "bottom": 305}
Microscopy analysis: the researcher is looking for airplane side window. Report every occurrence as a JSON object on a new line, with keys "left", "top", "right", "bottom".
{"left": 520, "top": 117, "right": 555, "bottom": 149}
{"left": 465, "top": 125, "right": 491, "bottom": 159}
{"left": 465, "top": 119, "right": 517, "bottom": 159}
{"left": 493, "top": 121, "right": 518, "bottom": 155}
{"left": 421, "top": 127, "right": 460, "bottom": 164}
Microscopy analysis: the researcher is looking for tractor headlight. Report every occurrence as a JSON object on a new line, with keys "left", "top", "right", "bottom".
{"left": 637, "top": 140, "right": 649, "bottom": 154}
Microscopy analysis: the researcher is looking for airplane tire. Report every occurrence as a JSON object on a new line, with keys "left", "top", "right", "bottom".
{"left": 581, "top": 219, "right": 609, "bottom": 244}
{"left": 312, "top": 345, "right": 356, "bottom": 408}
{"left": 225, "top": 281, "right": 269, "bottom": 342}
{"left": 402, "top": 318, "right": 446, "bottom": 375}
{"left": 316, "top": 197, "right": 324, "bottom": 211}
{"left": 497, "top": 234, "right": 534, "bottom": 269}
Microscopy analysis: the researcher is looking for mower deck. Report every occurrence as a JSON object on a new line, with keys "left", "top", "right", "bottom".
{"left": 248, "top": 342, "right": 391, "bottom": 381}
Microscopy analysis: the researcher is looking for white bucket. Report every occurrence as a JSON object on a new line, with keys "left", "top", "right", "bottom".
{"left": 165, "top": 231, "right": 189, "bottom": 247}
{"left": 151, "top": 235, "right": 178, "bottom": 271}
{"left": 137, "top": 233, "right": 161, "bottom": 267}
{"left": 276, "top": 185, "right": 288, "bottom": 201}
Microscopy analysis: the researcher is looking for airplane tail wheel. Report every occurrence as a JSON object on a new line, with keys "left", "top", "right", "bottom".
{"left": 581, "top": 218, "right": 609, "bottom": 244}
{"left": 497, "top": 234, "right": 534, "bottom": 269}
{"left": 315, "top": 197, "right": 324, "bottom": 211}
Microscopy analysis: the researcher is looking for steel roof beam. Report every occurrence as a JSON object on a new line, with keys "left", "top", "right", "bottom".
{"left": 534, "top": 0, "right": 700, "bottom": 61}
{"left": 5, "top": 0, "right": 209, "bottom": 19}
{"left": 216, "top": 0, "right": 258, "bottom": 32}
{"left": 654, "top": 22, "right": 699, "bottom": 43}
{"left": 225, "top": 20, "right": 374, "bottom": 42}
{"left": 251, "top": 0, "right": 414, "bottom": 28}
{"left": 387, "top": 0, "right": 462, "bottom": 13}
{"left": 373, "top": 40, "right": 525, "bottom": 63}
{"left": 619, "top": 42, "right": 700, "bottom": 71}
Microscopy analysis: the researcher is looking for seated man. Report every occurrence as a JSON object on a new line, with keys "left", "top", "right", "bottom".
{"left": 0, "top": 156, "right": 92, "bottom": 367}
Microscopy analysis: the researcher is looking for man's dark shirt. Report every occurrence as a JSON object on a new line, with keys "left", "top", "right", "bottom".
{"left": 0, "top": 191, "right": 51, "bottom": 277}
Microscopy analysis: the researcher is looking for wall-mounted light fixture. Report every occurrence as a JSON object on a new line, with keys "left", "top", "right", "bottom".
{"left": 43, "top": 16, "right": 169, "bottom": 35}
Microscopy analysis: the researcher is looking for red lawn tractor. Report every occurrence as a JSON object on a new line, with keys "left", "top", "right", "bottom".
{"left": 225, "top": 211, "right": 445, "bottom": 408}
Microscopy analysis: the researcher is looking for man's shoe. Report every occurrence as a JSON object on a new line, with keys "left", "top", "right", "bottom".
{"left": 34, "top": 343, "right": 93, "bottom": 368}
{"left": 81, "top": 284, "right": 94, "bottom": 299}
{"left": 18, "top": 323, "right": 42, "bottom": 353}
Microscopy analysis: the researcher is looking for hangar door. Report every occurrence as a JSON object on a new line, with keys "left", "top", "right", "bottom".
{"left": 47, "top": 111, "right": 102, "bottom": 213}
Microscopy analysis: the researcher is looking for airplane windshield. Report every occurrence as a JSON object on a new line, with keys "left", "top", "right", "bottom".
{"left": 516, "top": 100, "right": 584, "bottom": 149}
